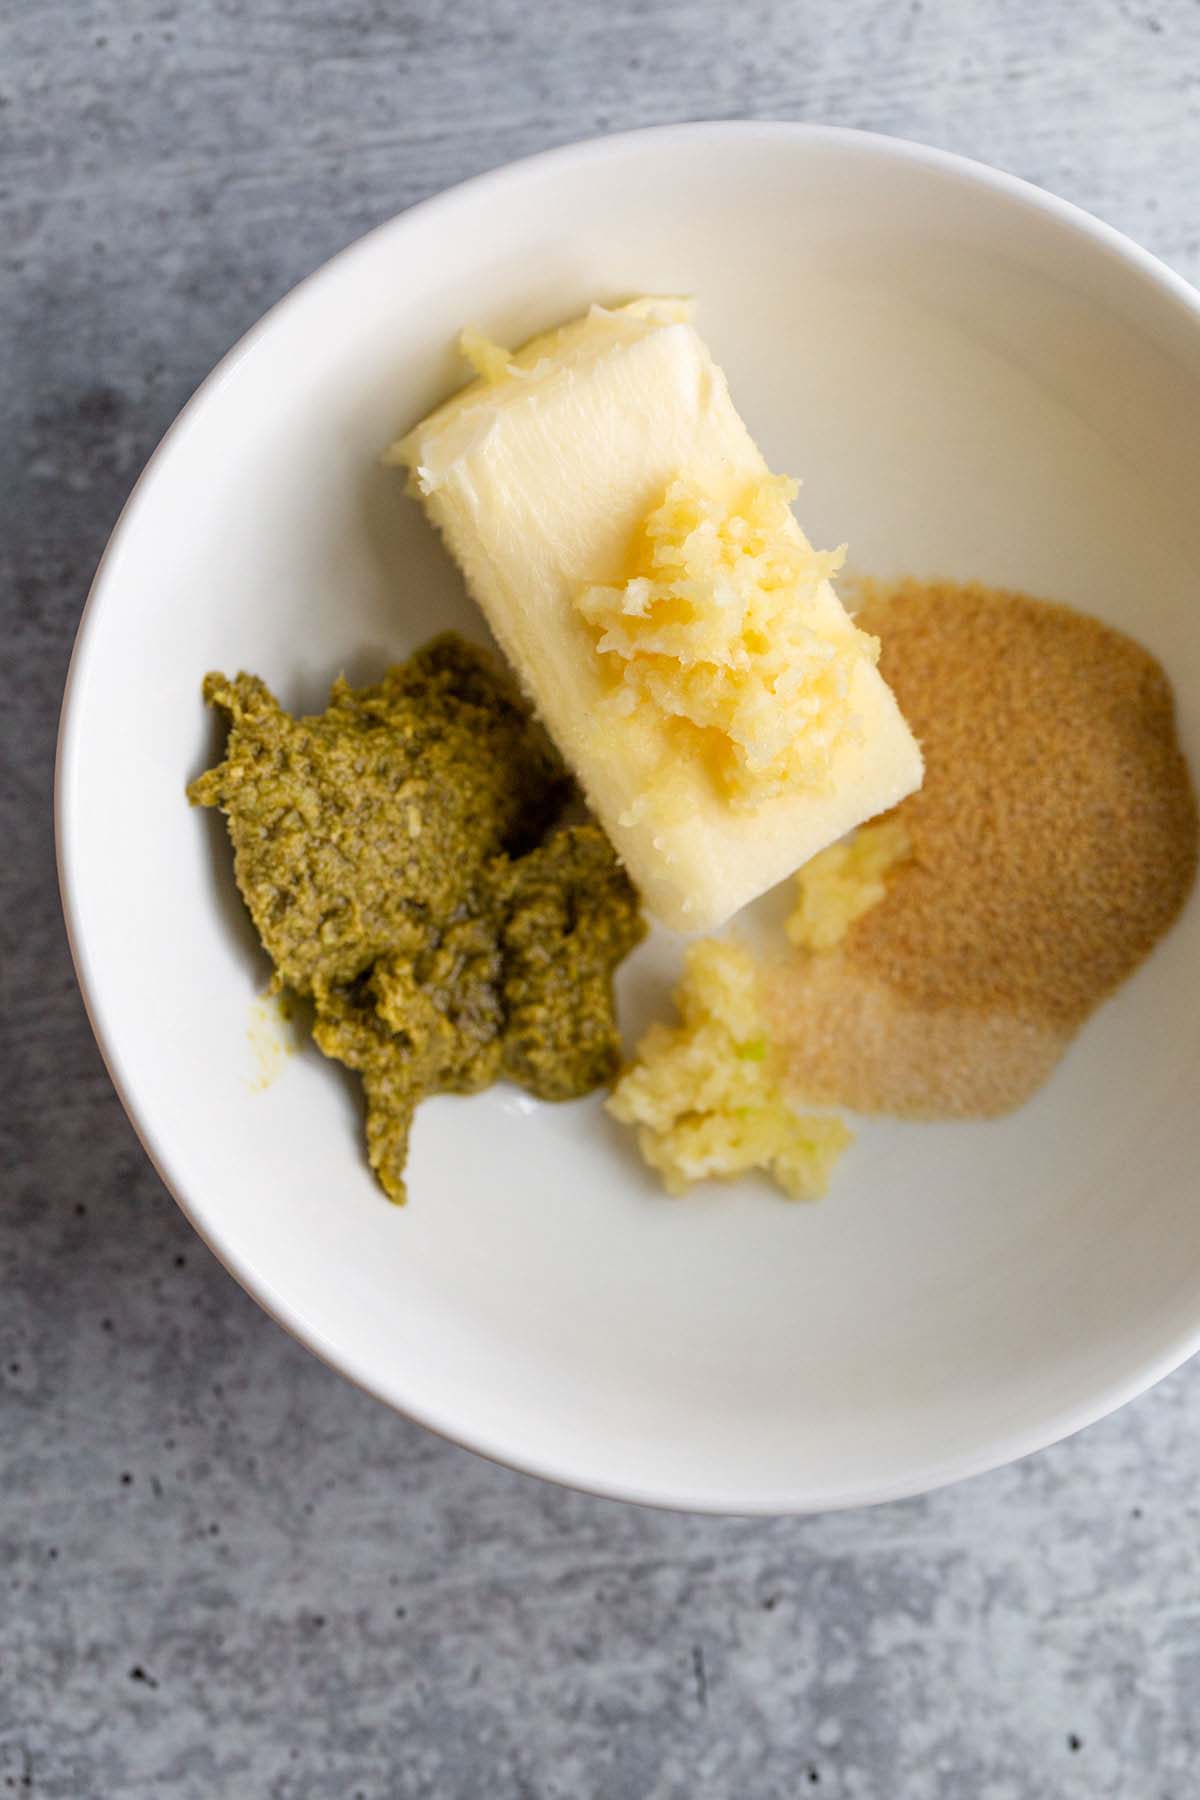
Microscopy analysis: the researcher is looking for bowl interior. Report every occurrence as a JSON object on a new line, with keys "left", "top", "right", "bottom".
{"left": 59, "top": 125, "right": 1200, "bottom": 1511}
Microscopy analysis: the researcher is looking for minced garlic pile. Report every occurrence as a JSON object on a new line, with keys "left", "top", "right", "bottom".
{"left": 577, "top": 474, "right": 879, "bottom": 805}
{"left": 787, "top": 818, "right": 912, "bottom": 952}
{"left": 607, "top": 939, "right": 850, "bottom": 1200}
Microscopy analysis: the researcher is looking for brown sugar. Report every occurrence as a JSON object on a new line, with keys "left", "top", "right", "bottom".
{"left": 770, "top": 580, "right": 1198, "bottom": 1117}
{"left": 770, "top": 953, "right": 1070, "bottom": 1118}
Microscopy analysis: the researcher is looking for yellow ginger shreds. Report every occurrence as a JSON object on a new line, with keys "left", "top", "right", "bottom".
{"left": 608, "top": 939, "right": 851, "bottom": 1200}
{"left": 576, "top": 474, "right": 879, "bottom": 806}
{"left": 787, "top": 818, "right": 913, "bottom": 953}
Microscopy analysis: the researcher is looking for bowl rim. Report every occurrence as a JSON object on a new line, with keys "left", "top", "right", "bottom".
{"left": 55, "top": 118, "right": 1200, "bottom": 1515}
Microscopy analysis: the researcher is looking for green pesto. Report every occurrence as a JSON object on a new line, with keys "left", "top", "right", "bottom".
{"left": 189, "top": 633, "right": 645, "bottom": 1202}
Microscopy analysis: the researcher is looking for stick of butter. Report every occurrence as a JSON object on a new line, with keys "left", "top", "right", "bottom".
{"left": 389, "top": 299, "right": 923, "bottom": 932}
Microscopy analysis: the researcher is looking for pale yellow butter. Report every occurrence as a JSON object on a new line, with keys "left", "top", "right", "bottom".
{"left": 390, "top": 299, "right": 923, "bottom": 932}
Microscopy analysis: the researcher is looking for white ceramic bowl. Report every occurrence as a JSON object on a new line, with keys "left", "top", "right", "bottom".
{"left": 58, "top": 123, "right": 1200, "bottom": 1513}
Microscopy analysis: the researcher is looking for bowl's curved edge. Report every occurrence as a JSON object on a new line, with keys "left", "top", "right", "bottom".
{"left": 55, "top": 117, "right": 1200, "bottom": 1516}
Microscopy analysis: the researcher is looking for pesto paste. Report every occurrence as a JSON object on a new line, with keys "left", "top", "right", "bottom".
{"left": 189, "top": 634, "right": 644, "bottom": 1201}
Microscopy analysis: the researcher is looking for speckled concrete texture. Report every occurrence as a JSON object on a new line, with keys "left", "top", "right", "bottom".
{"left": 5, "top": 2, "right": 1200, "bottom": 1795}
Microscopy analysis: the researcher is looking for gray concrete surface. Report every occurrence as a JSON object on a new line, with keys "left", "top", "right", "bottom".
{"left": 5, "top": 2, "right": 1200, "bottom": 1795}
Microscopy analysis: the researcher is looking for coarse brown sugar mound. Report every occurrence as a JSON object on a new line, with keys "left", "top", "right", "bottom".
{"left": 770, "top": 951, "right": 1069, "bottom": 1119}
{"left": 845, "top": 579, "right": 1198, "bottom": 1029}
{"left": 770, "top": 579, "right": 1198, "bottom": 1120}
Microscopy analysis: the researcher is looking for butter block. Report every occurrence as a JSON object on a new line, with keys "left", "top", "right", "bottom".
{"left": 390, "top": 300, "right": 923, "bottom": 932}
